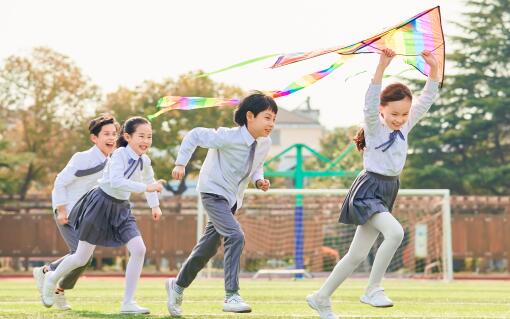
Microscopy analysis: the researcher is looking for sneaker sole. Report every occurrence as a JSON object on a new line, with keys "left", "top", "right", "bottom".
{"left": 54, "top": 306, "right": 71, "bottom": 311}
{"left": 165, "top": 279, "right": 182, "bottom": 317}
{"left": 360, "top": 296, "right": 393, "bottom": 308}
{"left": 41, "top": 298, "right": 53, "bottom": 308}
{"left": 120, "top": 310, "right": 150, "bottom": 314}
{"left": 223, "top": 308, "right": 252, "bottom": 313}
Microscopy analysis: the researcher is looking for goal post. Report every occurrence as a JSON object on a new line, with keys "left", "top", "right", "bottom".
{"left": 196, "top": 188, "right": 453, "bottom": 282}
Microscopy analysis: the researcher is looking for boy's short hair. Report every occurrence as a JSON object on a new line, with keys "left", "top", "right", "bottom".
{"left": 234, "top": 91, "right": 278, "bottom": 127}
{"left": 88, "top": 114, "right": 118, "bottom": 136}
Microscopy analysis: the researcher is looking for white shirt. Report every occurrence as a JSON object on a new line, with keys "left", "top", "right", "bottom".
{"left": 52, "top": 145, "right": 108, "bottom": 215}
{"left": 98, "top": 145, "right": 160, "bottom": 208}
{"left": 363, "top": 79, "right": 440, "bottom": 176}
{"left": 175, "top": 125, "right": 271, "bottom": 209}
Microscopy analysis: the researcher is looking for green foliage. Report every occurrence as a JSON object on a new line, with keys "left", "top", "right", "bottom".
{"left": 100, "top": 71, "right": 244, "bottom": 195}
{"left": 0, "top": 47, "right": 101, "bottom": 198}
{"left": 402, "top": 0, "right": 510, "bottom": 194}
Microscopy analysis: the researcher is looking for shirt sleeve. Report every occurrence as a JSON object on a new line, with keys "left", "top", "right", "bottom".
{"left": 52, "top": 153, "right": 81, "bottom": 208}
{"left": 406, "top": 79, "right": 440, "bottom": 131}
{"left": 250, "top": 163, "right": 264, "bottom": 185}
{"left": 108, "top": 150, "right": 147, "bottom": 193}
{"left": 142, "top": 157, "right": 160, "bottom": 208}
{"left": 364, "top": 82, "right": 383, "bottom": 134}
{"left": 175, "top": 127, "right": 228, "bottom": 166}
{"left": 250, "top": 139, "right": 271, "bottom": 184}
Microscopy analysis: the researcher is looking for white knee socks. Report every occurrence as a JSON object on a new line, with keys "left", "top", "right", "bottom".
{"left": 49, "top": 240, "right": 95, "bottom": 285}
{"left": 123, "top": 236, "right": 146, "bottom": 304}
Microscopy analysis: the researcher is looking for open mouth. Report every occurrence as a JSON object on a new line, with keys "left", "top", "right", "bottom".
{"left": 139, "top": 145, "right": 148, "bottom": 151}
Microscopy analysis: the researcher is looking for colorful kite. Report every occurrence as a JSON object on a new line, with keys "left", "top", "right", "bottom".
{"left": 150, "top": 6, "right": 444, "bottom": 119}
{"left": 270, "top": 6, "right": 445, "bottom": 80}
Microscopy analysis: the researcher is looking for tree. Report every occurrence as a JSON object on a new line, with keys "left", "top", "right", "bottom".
{"left": 402, "top": 0, "right": 510, "bottom": 194}
{"left": 101, "top": 71, "right": 244, "bottom": 195}
{"left": 0, "top": 47, "right": 101, "bottom": 198}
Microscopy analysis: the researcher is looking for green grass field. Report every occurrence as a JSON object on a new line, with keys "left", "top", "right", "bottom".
{"left": 1, "top": 277, "right": 509, "bottom": 318}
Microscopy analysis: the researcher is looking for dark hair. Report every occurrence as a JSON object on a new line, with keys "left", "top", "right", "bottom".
{"left": 233, "top": 91, "right": 278, "bottom": 127}
{"left": 116, "top": 116, "right": 151, "bottom": 148}
{"left": 353, "top": 83, "right": 412, "bottom": 152}
{"left": 88, "top": 114, "right": 118, "bottom": 136}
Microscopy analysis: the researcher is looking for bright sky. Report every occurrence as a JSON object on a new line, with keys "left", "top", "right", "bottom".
{"left": 0, "top": 0, "right": 464, "bottom": 129}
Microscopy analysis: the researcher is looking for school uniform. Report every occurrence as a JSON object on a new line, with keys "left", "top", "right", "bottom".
{"left": 49, "top": 145, "right": 108, "bottom": 289}
{"left": 174, "top": 125, "right": 271, "bottom": 292}
{"left": 340, "top": 79, "right": 439, "bottom": 225}
{"left": 68, "top": 145, "right": 159, "bottom": 247}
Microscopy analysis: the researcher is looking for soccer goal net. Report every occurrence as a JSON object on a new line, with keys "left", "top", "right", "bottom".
{"left": 197, "top": 188, "right": 453, "bottom": 281}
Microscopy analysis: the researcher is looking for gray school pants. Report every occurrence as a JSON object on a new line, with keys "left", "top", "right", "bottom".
{"left": 176, "top": 193, "right": 244, "bottom": 292}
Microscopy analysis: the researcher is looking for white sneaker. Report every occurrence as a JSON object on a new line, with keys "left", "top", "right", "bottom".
{"left": 360, "top": 287, "right": 394, "bottom": 307}
{"left": 223, "top": 294, "right": 252, "bottom": 313}
{"left": 306, "top": 292, "right": 338, "bottom": 319}
{"left": 165, "top": 278, "right": 183, "bottom": 317}
{"left": 54, "top": 291, "right": 71, "bottom": 310}
{"left": 41, "top": 271, "right": 56, "bottom": 308}
{"left": 32, "top": 266, "right": 46, "bottom": 295}
{"left": 120, "top": 302, "right": 150, "bottom": 314}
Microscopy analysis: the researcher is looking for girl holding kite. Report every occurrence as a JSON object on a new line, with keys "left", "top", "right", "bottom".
{"left": 306, "top": 48, "right": 440, "bottom": 319}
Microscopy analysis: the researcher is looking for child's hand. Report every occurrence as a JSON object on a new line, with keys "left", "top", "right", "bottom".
{"left": 146, "top": 181, "right": 163, "bottom": 192}
{"left": 421, "top": 50, "right": 438, "bottom": 68}
{"left": 172, "top": 165, "right": 185, "bottom": 180}
{"left": 56, "top": 207, "right": 68, "bottom": 225}
{"left": 421, "top": 50, "right": 440, "bottom": 81}
{"left": 151, "top": 206, "right": 162, "bottom": 221}
{"left": 256, "top": 179, "right": 270, "bottom": 192}
{"left": 378, "top": 48, "right": 396, "bottom": 69}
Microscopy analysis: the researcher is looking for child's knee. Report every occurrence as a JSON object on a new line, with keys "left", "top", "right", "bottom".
{"left": 387, "top": 225, "right": 404, "bottom": 244}
{"left": 346, "top": 250, "right": 367, "bottom": 265}
{"left": 230, "top": 230, "right": 245, "bottom": 244}
{"left": 74, "top": 255, "right": 91, "bottom": 268}
{"left": 130, "top": 243, "right": 146, "bottom": 258}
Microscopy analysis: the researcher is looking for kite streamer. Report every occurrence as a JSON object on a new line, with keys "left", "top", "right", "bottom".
{"left": 148, "top": 96, "right": 240, "bottom": 120}
{"left": 266, "top": 55, "right": 354, "bottom": 98}
{"left": 150, "top": 7, "right": 444, "bottom": 119}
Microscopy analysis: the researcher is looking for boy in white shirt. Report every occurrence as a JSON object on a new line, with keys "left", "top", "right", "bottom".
{"left": 32, "top": 114, "right": 118, "bottom": 310}
{"left": 166, "top": 92, "right": 277, "bottom": 316}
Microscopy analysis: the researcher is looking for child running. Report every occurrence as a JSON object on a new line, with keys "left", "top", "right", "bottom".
{"left": 33, "top": 114, "right": 117, "bottom": 310}
{"left": 42, "top": 116, "right": 163, "bottom": 314}
{"left": 307, "top": 48, "right": 440, "bottom": 319}
{"left": 165, "top": 92, "right": 277, "bottom": 316}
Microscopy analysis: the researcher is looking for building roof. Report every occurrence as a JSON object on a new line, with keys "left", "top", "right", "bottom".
{"left": 276, "top": 107, "right": 321, "bottom": 126}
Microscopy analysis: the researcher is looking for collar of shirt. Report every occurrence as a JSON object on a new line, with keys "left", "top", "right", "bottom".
{"left": 125, "top": 145, "right": 141, "bottom": 161}
{"left": 240, "top": 125, "right": 256, "bottom": 146}
{"left": 91, "top": 145, "right": 107, "bottom": 162}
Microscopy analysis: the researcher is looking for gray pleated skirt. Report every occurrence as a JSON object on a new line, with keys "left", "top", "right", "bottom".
{"left": 68, "top": 187, "right": 141, "bottom": 247}
{"left": 339, "top": 170, "right": 400, "bottom": 225}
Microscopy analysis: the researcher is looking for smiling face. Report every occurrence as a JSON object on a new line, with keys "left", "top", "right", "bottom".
{"left": 246, "top": 109, "right": 277, "bottom": 138}
{"left": 124, "top": 123, "right": 153, "bottom": 155}
{"left": 379, "top": 97, "right": 412, "bottom": 131}
{"left": 91, "top": 123, "right": 117, "bottom": 156}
